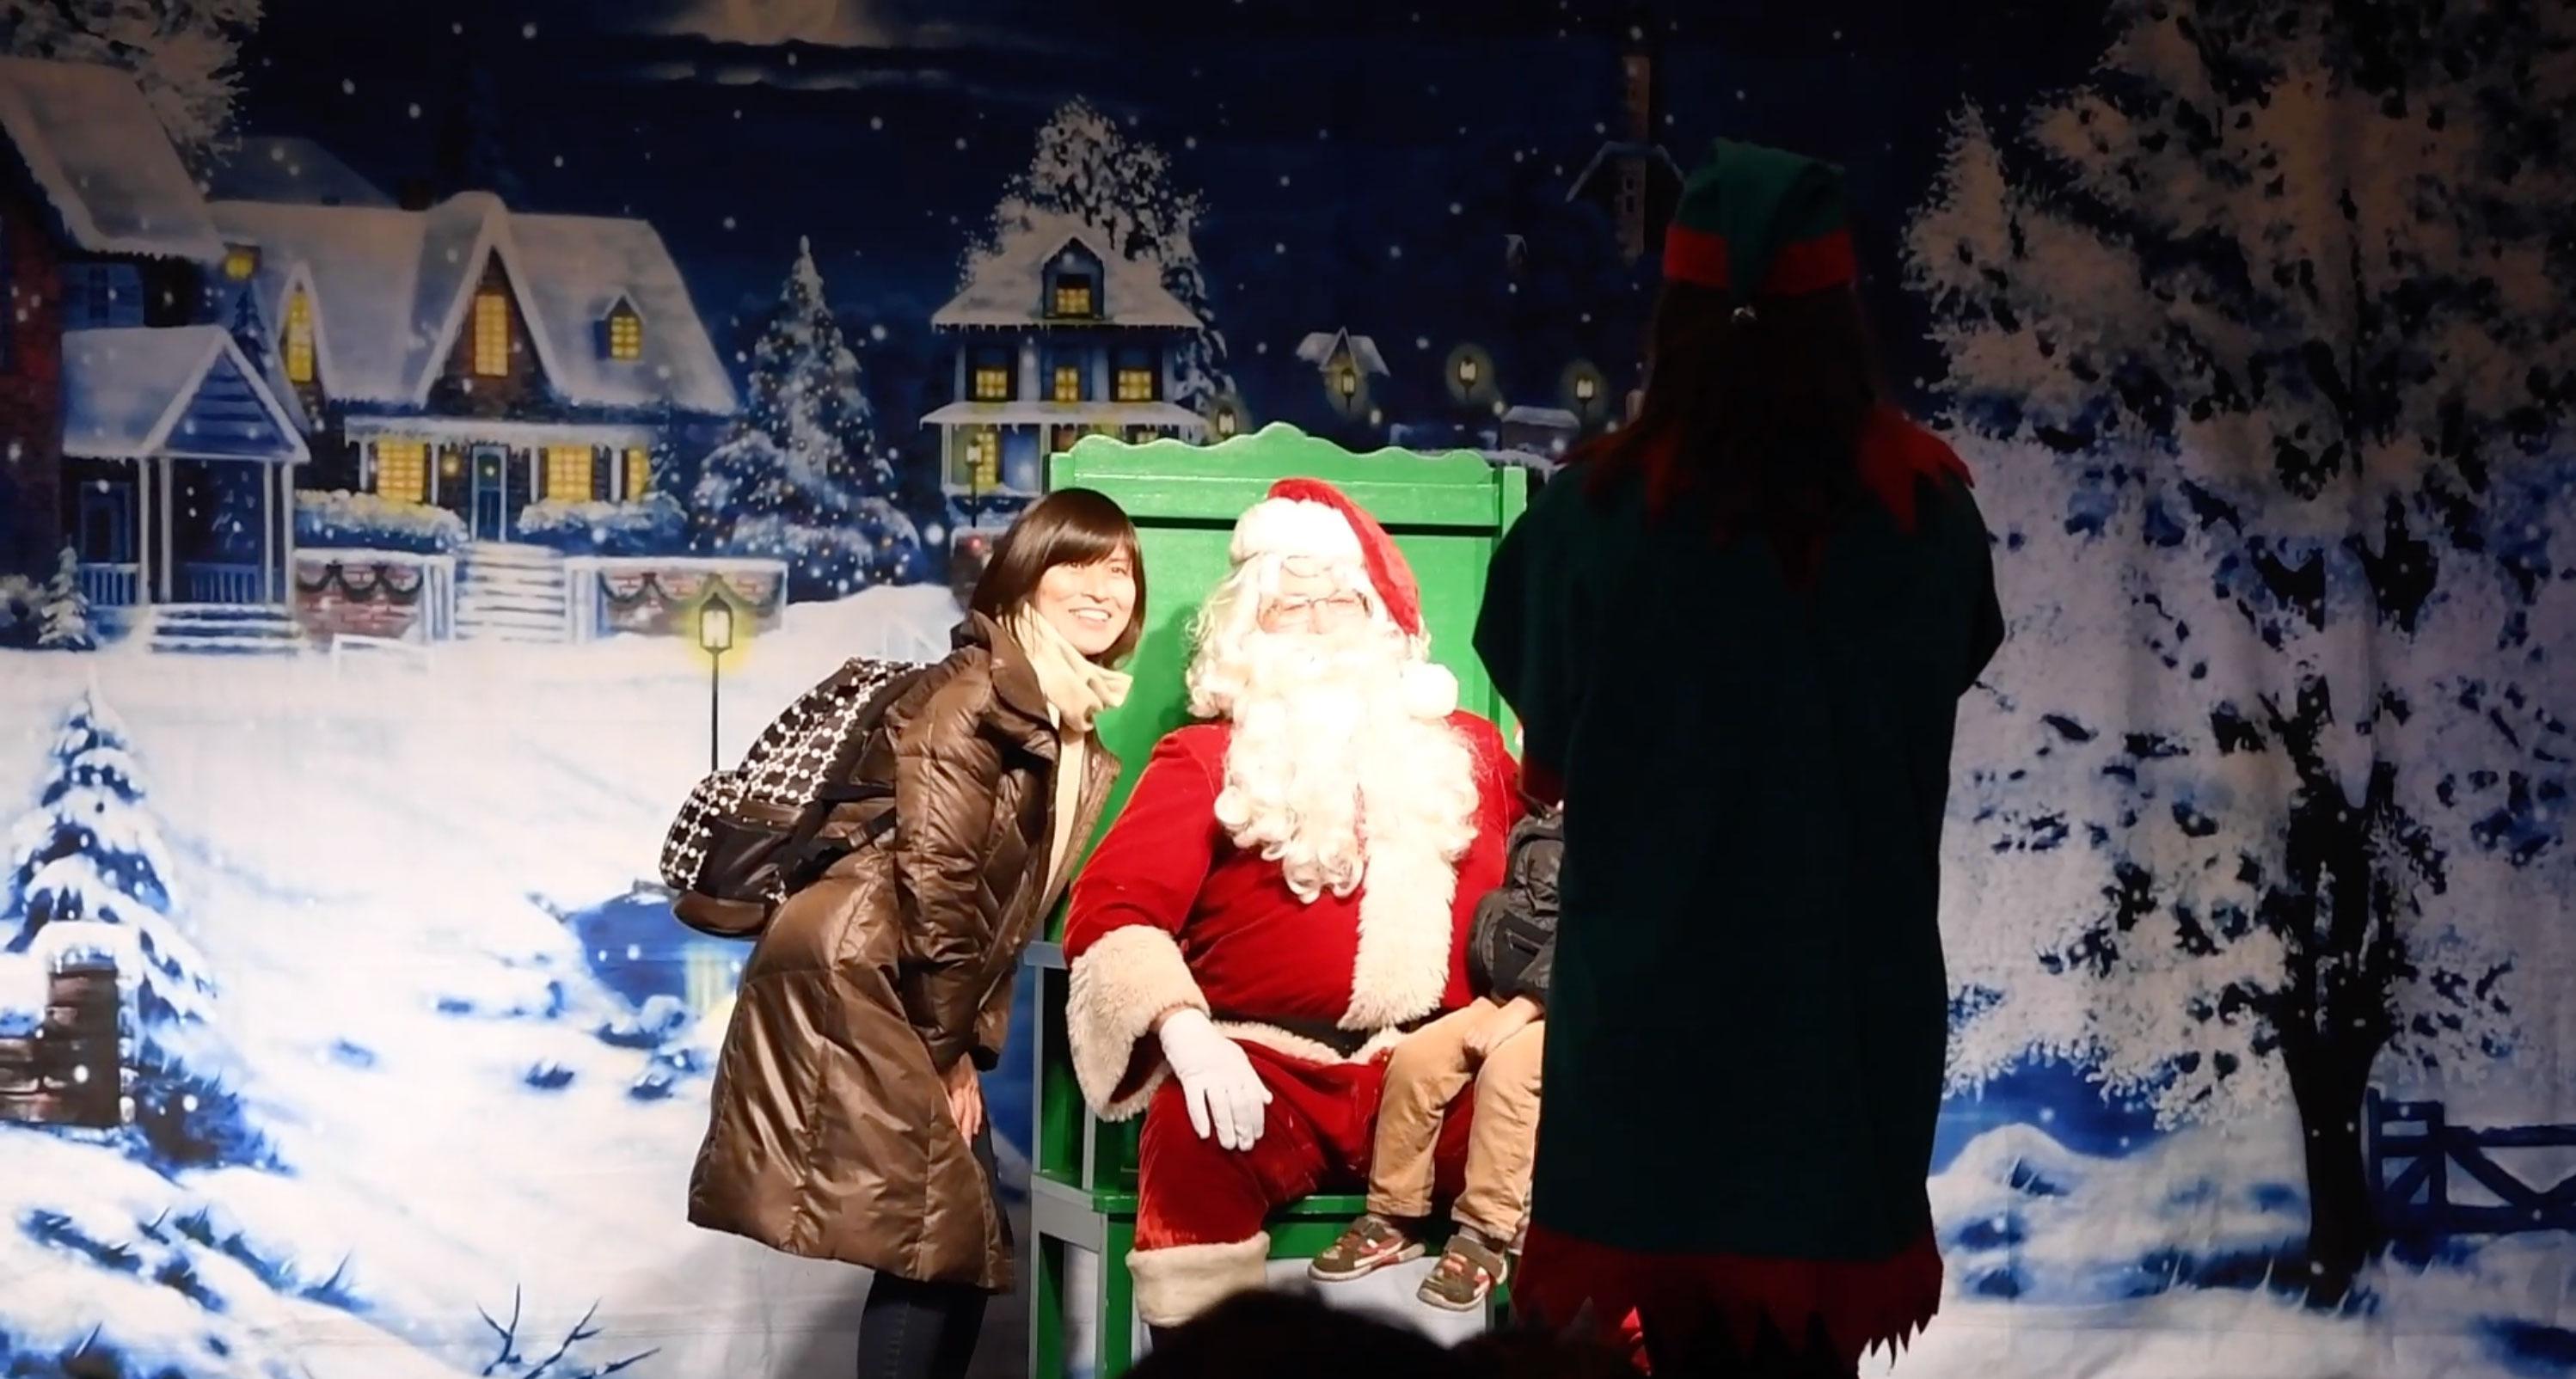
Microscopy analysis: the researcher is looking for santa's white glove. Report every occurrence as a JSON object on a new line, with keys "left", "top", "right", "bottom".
{"left": 1156, "top": 1008, "right": 1271, "bottom": 1151}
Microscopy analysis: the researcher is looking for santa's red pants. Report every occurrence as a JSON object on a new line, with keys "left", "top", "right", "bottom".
{"left": 1128, "top": 1038, "right": 1475, "bottom": 1325}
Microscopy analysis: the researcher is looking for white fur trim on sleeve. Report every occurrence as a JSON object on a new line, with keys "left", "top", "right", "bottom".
{"left": 1066, "top": 925, "right": 1207, "bottom": 1121}
{"left": 1230, "top": 498, "right": 1364, "bottom": 566}
{"left": 1129, "top": 1232, "right": 1273, "bottom": 1327}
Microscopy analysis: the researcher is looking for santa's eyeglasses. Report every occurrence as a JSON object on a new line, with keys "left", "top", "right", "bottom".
{"left": 1266, "top": 591, "right": 1369, "bottom": 622}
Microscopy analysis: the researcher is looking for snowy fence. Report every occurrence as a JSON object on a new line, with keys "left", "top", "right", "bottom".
{"left": 561, "top": 556, "right": 790, "bottom": 643}
{"left": 2367, "top": 1090, "right": 2576, "bottom": 1240}
{"left": 293, "top": 550, "right": 458, "bottom": 645}
{"left": 328, "top": 634, "right": 434, "bottom": 677}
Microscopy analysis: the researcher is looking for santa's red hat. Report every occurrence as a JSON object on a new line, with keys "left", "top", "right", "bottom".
{"left": 1229, "top": 477, "right": 1425, "bottom": 638}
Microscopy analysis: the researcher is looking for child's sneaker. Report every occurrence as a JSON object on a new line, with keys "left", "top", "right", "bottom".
{"left": 1307, "top": 1213, "right": 1423, "bottom": 1281}
{"left": 1416, "top": 1228, "right": 1509, "bottom": 1311}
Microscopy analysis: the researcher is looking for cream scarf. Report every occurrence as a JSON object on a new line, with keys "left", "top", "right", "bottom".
{"left": 1007, "top": 604, "right": 1132, "bottom": 895}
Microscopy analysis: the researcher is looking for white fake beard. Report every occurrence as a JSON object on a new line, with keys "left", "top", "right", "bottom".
{"left": 1211, "top": 624, "right": 1481, "bottom": 904}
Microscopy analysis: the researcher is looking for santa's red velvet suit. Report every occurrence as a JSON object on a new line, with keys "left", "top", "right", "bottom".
{"left": 1059, "top": 479, "right": 1522, "bottom": 1327}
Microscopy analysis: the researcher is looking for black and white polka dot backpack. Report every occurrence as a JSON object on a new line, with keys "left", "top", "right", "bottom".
{"left": 659, "top": 656, "right": 927, "bottom": 938}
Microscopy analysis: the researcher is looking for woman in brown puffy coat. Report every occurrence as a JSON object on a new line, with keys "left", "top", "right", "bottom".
{"left": 689, "top": 488, "right": 1144, "bottom": 1379}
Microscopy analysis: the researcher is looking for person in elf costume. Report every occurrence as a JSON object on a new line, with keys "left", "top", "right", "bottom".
{"left": 1475, "top": 140, "right": 2004, "bottom": 1376}
{"left": 1060, "top": 477, "right": 1524, "bottom": 1331}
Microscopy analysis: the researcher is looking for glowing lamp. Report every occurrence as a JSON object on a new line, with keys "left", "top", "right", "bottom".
{"left": 698, "top": 602, "right": 735, "bottom": 656}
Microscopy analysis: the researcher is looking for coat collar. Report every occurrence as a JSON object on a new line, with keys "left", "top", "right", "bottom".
{"left": 954, "top": 611, "right": 1055, "bottom": 752}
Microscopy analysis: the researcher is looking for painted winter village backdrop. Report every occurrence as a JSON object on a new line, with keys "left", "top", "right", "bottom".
{"left": 0, "top": 0, "right": 2570, "bottom": 1376}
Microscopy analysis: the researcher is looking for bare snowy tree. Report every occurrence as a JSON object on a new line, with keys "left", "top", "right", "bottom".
{"left": 1907, "top": 0, "right": 2576, "bottom": 1306}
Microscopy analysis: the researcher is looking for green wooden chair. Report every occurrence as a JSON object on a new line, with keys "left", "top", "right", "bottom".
{"left": 1024, "top": 423, "right": 1527, "bottom": 1379}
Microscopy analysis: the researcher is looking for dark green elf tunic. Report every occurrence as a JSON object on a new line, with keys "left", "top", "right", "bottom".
{"left": 1476, "top": 408, "right": 2003, "bottom": 1367}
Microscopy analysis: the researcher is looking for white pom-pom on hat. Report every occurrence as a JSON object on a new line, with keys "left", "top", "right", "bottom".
{"left": 1399, "top": 660, "right": 1459, "bottom": 720}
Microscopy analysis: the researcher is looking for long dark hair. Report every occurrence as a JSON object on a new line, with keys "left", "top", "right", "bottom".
{"left": 969, "top": 487, "right": 1147, "bottom": 664}
{"left": 1577, "top": 279, "right": 1886, "bottom": 585}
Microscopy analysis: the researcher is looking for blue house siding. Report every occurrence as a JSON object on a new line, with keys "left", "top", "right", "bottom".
{"left": 169, "top": 352, "right": 297, "bottom": 461}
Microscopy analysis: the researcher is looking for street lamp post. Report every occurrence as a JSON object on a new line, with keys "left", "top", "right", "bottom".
{"left": 699, "top": 600, "right": 735, "bottom": 773}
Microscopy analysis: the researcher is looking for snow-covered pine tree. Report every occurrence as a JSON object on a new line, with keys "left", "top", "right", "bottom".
{"left": 0, "top": 0, "right": 263, "bottom": 164}
{"left": 3, "top": 692, "right": 261, "bottom": 1166}
{"left": 691, "top": 239, "right": 918, "bottom": 599}
{"left": 988, "top": 97, "right": 1234, "bottom": 413}
{"left": 7, "top": 693, "right": 206, "bottom": 1019}
{"left": 1906, "top": 0, "right": 2575, "bottom": 1307}
{"left": 36, "top": 546, "right": 95, "bottom": 652}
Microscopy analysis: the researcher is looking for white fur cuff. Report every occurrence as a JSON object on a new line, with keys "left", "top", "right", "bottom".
{"left": 1130, "top": 1232, "right": 1273, "bottom": 1327}
{"left": 1066, "top": 925, "right": 1207, "bottom": 1121}
{"left": 1231, "top": 498, "right": 1363, "bottom": 566}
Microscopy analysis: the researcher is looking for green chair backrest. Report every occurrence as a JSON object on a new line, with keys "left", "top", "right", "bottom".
{"left": 1045, "top": 422, "right": 1529, "bottom": 881}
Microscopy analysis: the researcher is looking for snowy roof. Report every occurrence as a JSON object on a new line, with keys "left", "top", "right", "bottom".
{"left": 934, "top": 208, "right": 1198, "bottom": 330}
{"left": 209, "top": 193, "right": 736, "bottom": 415}
{"left": 62, "top": 327, "right": 309, "bottom": 464}
{"left": 1565, "top": 140, "right": 1686, "bottom": 203}
{"left": 1295, "top": 329, "right": 1390, "bottom": 377}
{"left": 206, "top": 137, "right": 395, "bottom": 208}
{"left": 0, "top": 58, "right": 226, "bottom": 261}
{"left": 1502, "top": 405, "right": 1582, "bottom": 428}
{"left": 920, "top": 400, "right": 1205, "bottom": 432}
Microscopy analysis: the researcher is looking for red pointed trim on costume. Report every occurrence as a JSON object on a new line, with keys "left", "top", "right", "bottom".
{"left": 1856, "top": 408, "right": 1974, "bottom": 531}
{"left": 1661, "top": 224, "right": 1860, "bottom": 296}
{"left": 1513, "top": 1222, "right": 1945, "bottom": 1373}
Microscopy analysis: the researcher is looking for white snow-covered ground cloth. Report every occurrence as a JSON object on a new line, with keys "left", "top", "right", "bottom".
{"left": 0, "top": 585, "right": 961, "bottom": 1376}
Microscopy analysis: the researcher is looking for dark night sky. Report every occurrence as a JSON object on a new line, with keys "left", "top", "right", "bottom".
{"left": 230, "top": 0, "right": 2112, "bottom": 444}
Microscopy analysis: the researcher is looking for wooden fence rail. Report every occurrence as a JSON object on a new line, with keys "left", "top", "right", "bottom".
{"left": 2367, "top": 1089, "right": 2576, "bottom": 1239}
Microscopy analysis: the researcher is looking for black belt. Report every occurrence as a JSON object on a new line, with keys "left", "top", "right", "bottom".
{"left": 1207, "top": 1009, "right": 1432, "bottom": 1059}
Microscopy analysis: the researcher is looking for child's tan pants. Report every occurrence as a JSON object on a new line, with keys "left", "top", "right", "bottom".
{"left": 1365, "top": 997, "right": 1544, "bottom": 1242}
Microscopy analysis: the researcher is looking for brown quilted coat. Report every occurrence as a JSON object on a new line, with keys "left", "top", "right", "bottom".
{"left": 686, "top": 613, "right": 1119, "bottom": 1290}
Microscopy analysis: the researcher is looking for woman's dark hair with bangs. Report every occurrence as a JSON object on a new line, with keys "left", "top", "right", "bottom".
{"left": 969, "top": 487, "right": 1147, "bottom": 663}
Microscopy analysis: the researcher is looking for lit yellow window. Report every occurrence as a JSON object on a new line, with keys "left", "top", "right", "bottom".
{"left": 972, "top": 364, "right": 1010, "bottom": 401}
{"left": 284, "top": 289, "right": 315, "bottom": 383}
{"left": 608, "top": 309, "right": 642, "bottom": 361}
{"left": 1052, "top": 277, "right": 1095, "bottom": 317}
{"left": 373, "top": 439, "right": 427, "bottom": 502}
{"left": 1114, "top": 367, "right": 1155, "bottom": 402}
{"left": 224, "top": 248, "right": 257, "bottom": 281}
{"left": 545, "top": 445, "right": 593, "bottom": 500}
{"left": 965, "top": 428, "right": 999, "bottom": 488}
{"left": 1052, "top": 365, "right": 1082, "bottom": 403}
{"left": 623, "top": 447, "right": 650, "bottom": 500}
{"left": 472, "top": 291, "right": 511, "bottom": 377}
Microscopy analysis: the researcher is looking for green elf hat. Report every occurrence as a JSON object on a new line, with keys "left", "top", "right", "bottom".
{"left": 1661, "top": 138, "right": 1858, "bottom": 299}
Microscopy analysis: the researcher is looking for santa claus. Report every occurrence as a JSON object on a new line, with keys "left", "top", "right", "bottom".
{"left": 1060, "top": 476, "right": 1523, "bottom": 1329}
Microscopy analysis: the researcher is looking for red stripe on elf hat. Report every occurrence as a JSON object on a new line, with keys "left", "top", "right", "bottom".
{"left": 1662, "top": 223, "right": 1861, "bottom": 296}
{"left": 1261, "top": 476, "right": 1425, "bottom": 639}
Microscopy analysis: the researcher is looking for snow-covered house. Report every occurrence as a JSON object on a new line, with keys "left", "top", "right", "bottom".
{"left": 1500, "top": 404, "right": 1583, "bottom": 457}
{"left": 1296, "top": 328, "right": 1390, "bottom": 412}
{"left": 208, "top": 192, "right": 737, "bottom": 543}
{"left": 0, "top": 58, "right": 310, "bottom": 619}
{"left": 927, "top": 209, "right": 1207, "bottom": 524}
